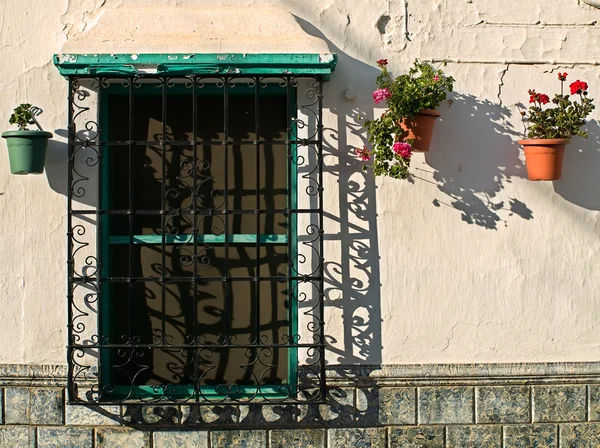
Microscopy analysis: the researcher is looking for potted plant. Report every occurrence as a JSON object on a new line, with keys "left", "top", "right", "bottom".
{"left": 358, "top": 59, "right": 454, "bottom": 180}
{"left": 2, "top": 103, "right": 52, "bottom": 175}
{"left": 519, "top": 73, "right": 594, "bottom": 181}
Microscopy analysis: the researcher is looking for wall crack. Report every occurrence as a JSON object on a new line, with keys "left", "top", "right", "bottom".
{"left": 498, "top": 63, "right": 510, "bottom": 106}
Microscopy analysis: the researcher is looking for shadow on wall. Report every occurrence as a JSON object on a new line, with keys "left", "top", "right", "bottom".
{"left": 295, "top": 16, "right": 383, "bottom": 366}
{"left": 46, "top": 127, "right": 98, "bottom": 207}
{"left": 553, "top": 118, "right": 600, "bottom": 211}
{"left": 44, "top": 16, "right": 386, "bottom": 368}
{"left": 45, "top": 130, "right": 69, "bottom": 201}
{"left": 422, "top": 93, "right": 533, "bottom": 230}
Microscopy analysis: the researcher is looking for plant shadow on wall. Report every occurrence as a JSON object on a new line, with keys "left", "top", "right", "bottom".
{"left": 552, "top": 118, "right": 600, "bottom": 211}
{"left": 420, "top": 93, "right": 534, "bottom": 230}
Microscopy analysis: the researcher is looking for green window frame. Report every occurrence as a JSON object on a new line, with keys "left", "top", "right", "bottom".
{"left": 99, "top": 83, "right": 298, "bottom": 400}
{"left": 58, "top": 53, "right": 335, "bottom": 405}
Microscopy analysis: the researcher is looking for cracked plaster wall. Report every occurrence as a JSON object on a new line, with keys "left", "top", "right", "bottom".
{"left": 0, "top": 0, "right": 599, "bottom": 365}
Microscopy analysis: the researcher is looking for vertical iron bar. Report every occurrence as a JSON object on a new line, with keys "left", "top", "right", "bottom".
{"left": 316, "top": 77, "right": 326, "bottom": 399}
{"left": 128, "top": 78, "right": 134, "bottom": 342}
{"left": 285, "top": 77, "right": 294, "bottom": 374}
{"left": 161, "top": 79, "right": 167, "bottom": 349}
{"left": 223, "top": 78, "right": 230, "bottom": 346}
{"left": 96, "top": 77, "right": 104, "bottom": 387}
{"left": 66, "top": 78, "right": 75, "bottom": 401}
{"left": 254, "top": 78, "right": 261, "bottom": 353}
{"left": 192, "top": 77, "right": 199, "bottom": 402}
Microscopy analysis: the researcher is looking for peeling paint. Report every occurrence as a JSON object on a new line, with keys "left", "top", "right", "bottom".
{"left": 132, "top": 64, "right": 158, "bottom": 74}
{"left": 57, "top": 54, "right": 77, "bottom": 63}
{"left": 319, "top": 53, "right": 335, "bottom": 63}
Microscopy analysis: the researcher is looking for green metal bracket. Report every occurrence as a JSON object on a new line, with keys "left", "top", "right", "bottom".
{"left": 53, "top": 53, "right": 337, "bottom": 80}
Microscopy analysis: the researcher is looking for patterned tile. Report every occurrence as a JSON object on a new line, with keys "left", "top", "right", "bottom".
{"left": 65, "top": 404, "right": 121, "bottom": 426}
{"left": 211, "top": 430, "right": 266, "bottom": 448}
{"left": 588, "top": 385, "right": 600, "bottom": 421}
{"left": 298, "top": 387, "right": 354, "bottom": 426}
{"left": 356, "top": 387, "right": 416, "bottom": 425}
{"left": 533, "top": 386, "right": 586, "bottom": 422}
{"left": 320, "top": 387, "right": 355, "bottom": 425}
{"left": 328, "top": 428, "right": 386, "bottom": 448}
{"left": 270, "top": 429, "right": 325, "bottom": 448}
{"left": 389, "top": 427, "right": 444, "bottom": 448}
{"left": 560, "top": 423, "right": 600, "bottom": 448}
{"left": 95, "top": 428, "right": 150, "bottom": 448}
{"left": 418, "top": 386, "right": 474, "bottom": 424}
{"left": 239, "top": 404, "right": 297, "bottom": 425}
{"left": 37, "top": 427, "right": 92, "bottom": 448}
{"left": 381, "top": 387, "right": 416, "bottom": 425}
{"left": 447, "top": 425, "right": 501, "bottom": 448}
{"left": 355, "top": 388, "right": 378, "bottom": 425}
{"left": 0, "top": 427, "right": 32, "bottom": 448}
{"left": 123, "top": 404, "right": 180, "bottom": 424}
{"left": 5, "top": 388, "right": 30, "bottom": 424}
{"left": 504, "top": 424, "right": 557, "bottom": 448}
{"left": 181, "top": 404, "right": 239, "bottom": 425}
{"left": 153, "top": 431, "right": 208, "bottom": 448}
{"left": 30, "top": 388, "right": 64, "bottom": 425}
{"left": 477, "top": 386, "right": 530, "bottom": 423}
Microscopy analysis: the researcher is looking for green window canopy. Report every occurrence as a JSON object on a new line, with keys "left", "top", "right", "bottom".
{"left": 53, "top": 53, "right": 337, "bottom": 79}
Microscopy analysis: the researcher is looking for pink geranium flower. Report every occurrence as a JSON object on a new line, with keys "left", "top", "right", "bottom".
{"left": 373, "top": 88, "right": 392, "bottom": 104}
{"left": 392, "top": 141, "right": 413, "bottom": 159}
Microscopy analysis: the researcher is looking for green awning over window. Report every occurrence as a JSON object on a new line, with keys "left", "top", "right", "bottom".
{"left": 53, "top": 53, "right": 337, "bottom": 79}
{"left": 53, "top": 7, "right": 337, "bottom": 79}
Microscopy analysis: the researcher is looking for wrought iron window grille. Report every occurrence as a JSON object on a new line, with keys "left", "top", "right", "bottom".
{"left": 65, "top": 74, "right": 326, "bottom": 405}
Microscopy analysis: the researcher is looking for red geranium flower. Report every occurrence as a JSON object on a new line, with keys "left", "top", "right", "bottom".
{"left": 570, "top": 80, "right": 588, "bottom": 95}
{"left": 529, "top": 92, "right": 550, "bottom": 105}
{"left": 538, "top": 94, "right": 550, "bottom": 105}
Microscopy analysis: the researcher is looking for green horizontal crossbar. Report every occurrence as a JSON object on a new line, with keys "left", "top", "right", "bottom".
{"left": 53, "top": 53, "right": 337, "bottom": 79}
{"left": 108, "top": 234, "right": 287, "bottom": 245}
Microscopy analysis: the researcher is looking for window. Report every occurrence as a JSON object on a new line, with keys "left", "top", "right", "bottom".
{"left": 59, "top": 54, "right": 335, "bottom": 405}
{"left": 103, "top": 83, "right": 293, "bottom": 399}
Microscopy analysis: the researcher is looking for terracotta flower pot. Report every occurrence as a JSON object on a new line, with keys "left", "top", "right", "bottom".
{"left": 519, "top": 138, "right": 569, "bottom": 181}
{"left": 400, "top": 109, "right": 441, "bottom": 152}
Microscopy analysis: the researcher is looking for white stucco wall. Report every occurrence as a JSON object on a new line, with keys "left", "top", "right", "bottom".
{"left": 0, "top": 0, "right": 598, "bottom": 365}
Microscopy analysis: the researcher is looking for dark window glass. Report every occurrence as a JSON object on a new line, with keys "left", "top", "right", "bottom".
{"left": 105, "top": 90, "right": 290, "bottom": 388}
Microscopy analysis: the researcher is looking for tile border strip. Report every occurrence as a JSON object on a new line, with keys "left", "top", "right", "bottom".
{"left": 2, "top": 362, "right": 600, "bottom": 387}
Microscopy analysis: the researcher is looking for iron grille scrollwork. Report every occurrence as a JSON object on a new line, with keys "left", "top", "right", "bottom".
{"left": 66, "top": 74, "right": 325, "bottom": 405}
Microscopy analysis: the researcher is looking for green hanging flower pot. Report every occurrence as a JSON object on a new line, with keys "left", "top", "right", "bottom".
{"left": 2, "top": 103, "right": 52, "bottom": 174}
{"left": 2, "top": 130, "right": 52, "bottom": 174}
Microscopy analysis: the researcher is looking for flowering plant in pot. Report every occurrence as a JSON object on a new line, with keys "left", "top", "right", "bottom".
{"left": 2, "top": 103, "right": 52, "bottom": 175}
{"left": 358, "top": 59, "right": 454, "bottom": 180}
{"left": 520, "top": 73, "right": 594, "bottom": 181}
